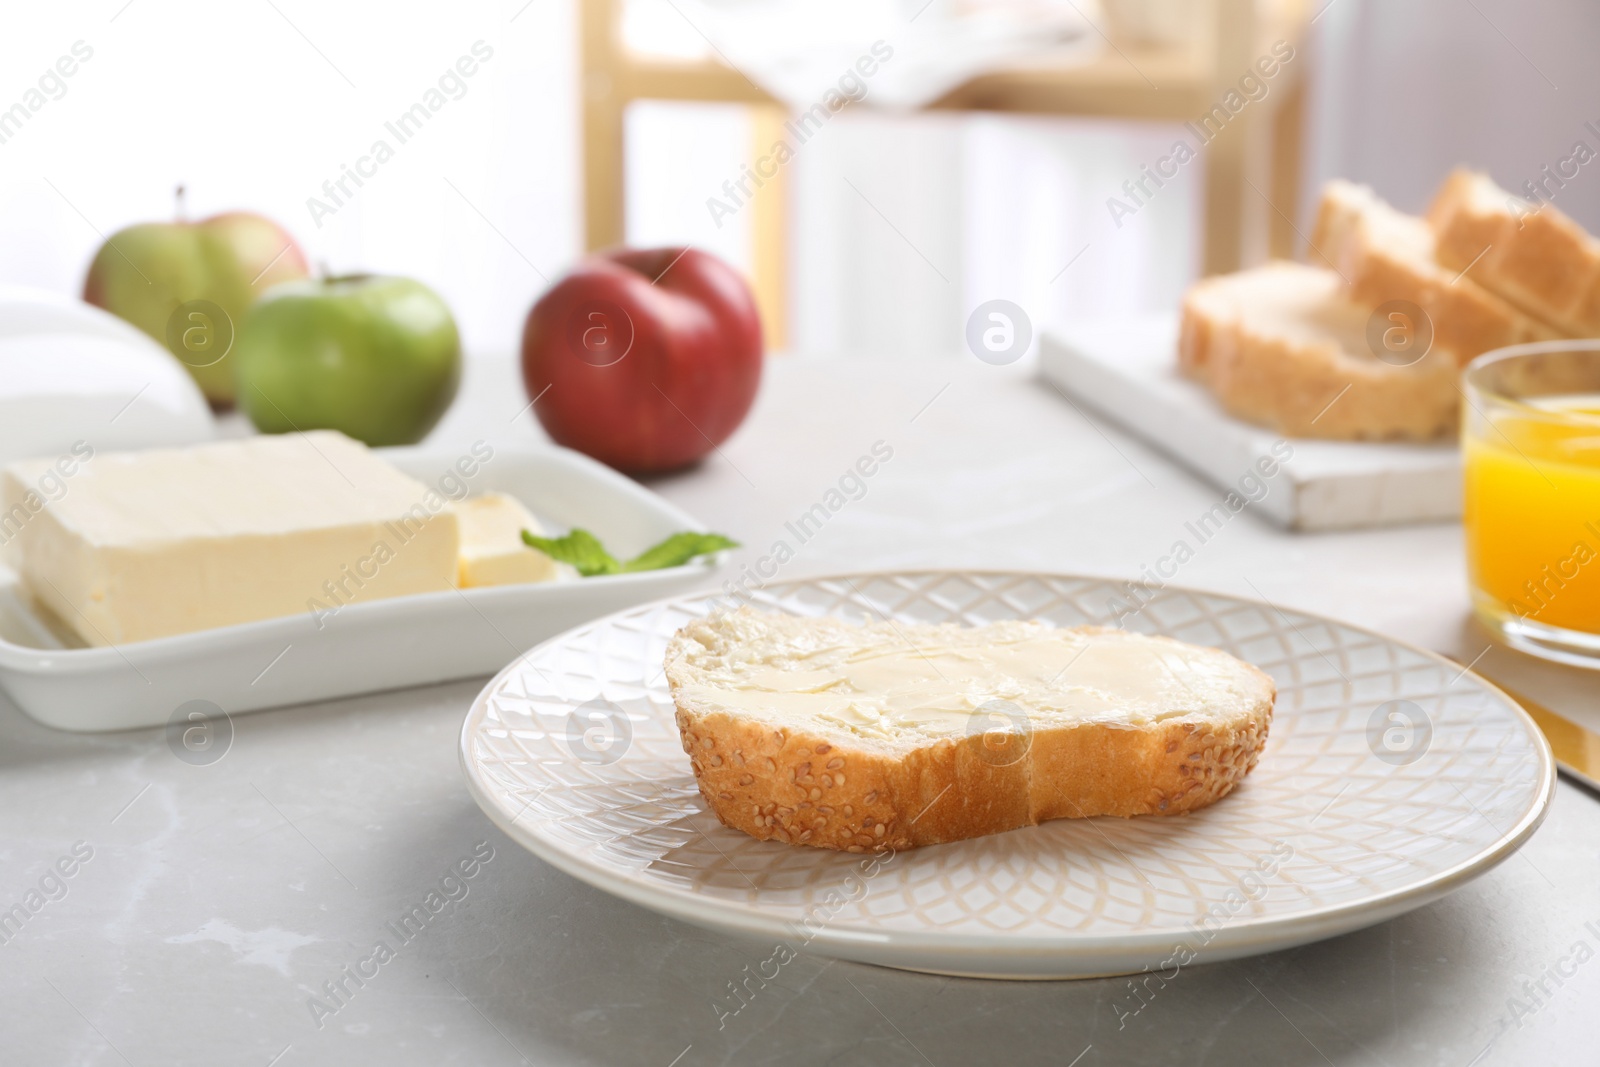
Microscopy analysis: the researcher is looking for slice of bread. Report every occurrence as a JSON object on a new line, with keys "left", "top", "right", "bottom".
{"left": 1180, "top": 262, "right": 1460, "bottom": 440}
{"left": 1310, "top": 179, "right": 1560, "bottom": 362}
{"left": 665, "top": 609, "right": 1275, "bottom": 852}
{"left": 1427, "top": 168, "right": 1600, "bottom": 338}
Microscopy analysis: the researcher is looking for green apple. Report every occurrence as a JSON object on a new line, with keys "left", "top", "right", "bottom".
{"left": 83, "top": 201, "right": 309, "bottom": 407}
{"left": 236, "top": 275, "right": 461, "bottom": 447}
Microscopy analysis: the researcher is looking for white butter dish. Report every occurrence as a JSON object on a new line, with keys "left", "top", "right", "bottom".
{"left": 0, "top": 443, "right": 723, "bottom": 732}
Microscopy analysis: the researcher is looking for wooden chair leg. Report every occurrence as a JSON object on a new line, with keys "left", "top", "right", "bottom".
{"left": 749, "top": 105, "right": 788, "bottom": 353}
{"left": 1202, "top": 125, "right": 1247, "bottom": 276}
{"left": 1268, "top": 74, "right": 1307, "bottom": 260}
{"left": 1200, "top": 0, "right": 1254, "bottom": 276}
{"left": 582, "top": 91, "right": 626, "bottom": 251}
{"left": 580, "top": 0, "right": 626, "bottom": 251}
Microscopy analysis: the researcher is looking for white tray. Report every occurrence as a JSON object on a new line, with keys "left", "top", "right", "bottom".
{"left": 0, "top": 443, "right": 723, "bottom": 732}
{"left": 1039, "top": 318, "right": 1462, "bottom": 531}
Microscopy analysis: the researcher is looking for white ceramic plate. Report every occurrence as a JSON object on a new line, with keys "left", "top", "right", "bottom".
{"left": 0, "top": 443, "right": 723, "bottom": 732}
{"left": 460, "top": 571, "right": 1555, "bottom": 979}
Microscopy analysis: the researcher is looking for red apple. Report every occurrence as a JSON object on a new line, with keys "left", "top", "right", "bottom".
{"left": 520, "top": 247, "right": 762, "bottom": 473}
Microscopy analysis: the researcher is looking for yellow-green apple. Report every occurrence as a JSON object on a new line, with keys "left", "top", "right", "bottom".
{"left": 83, "top": 197, "right": 309, "bottom": 408}
{"left": 235, "top": 274, "right": 461, "bottom": 447}
{"left": 520, "top": 247, "right": 763, "bottom": 473}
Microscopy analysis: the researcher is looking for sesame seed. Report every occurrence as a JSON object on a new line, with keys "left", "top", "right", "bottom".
{"left": 826, "top": 758, "right": 844, "bottom": 770}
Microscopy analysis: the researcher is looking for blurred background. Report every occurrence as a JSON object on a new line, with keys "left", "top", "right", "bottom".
{"left": 1, "top": 0, "right": 1596, "bottom": 362}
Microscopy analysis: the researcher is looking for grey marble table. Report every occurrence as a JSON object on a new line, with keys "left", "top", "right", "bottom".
{"left": 3, "top": 354, "right": 1596, "bottom": 1067}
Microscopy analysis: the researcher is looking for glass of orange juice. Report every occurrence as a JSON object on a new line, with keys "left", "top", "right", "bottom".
{"left": 1464, "top": 340, "right": 1600, "bottom": 666}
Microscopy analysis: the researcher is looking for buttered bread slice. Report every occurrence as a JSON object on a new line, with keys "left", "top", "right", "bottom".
{"left": 665, "top": 609, "right": 1275, "bottom": 852}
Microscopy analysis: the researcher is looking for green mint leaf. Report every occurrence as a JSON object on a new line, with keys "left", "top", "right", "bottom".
{"left": 520, "top": 528, "right": 620, "bottom": 576}
{"left": 619, "top": 532, "right": 739, "bottom": 573}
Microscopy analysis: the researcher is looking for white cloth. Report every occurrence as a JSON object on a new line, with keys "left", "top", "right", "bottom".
{"left": 665, "top": 0, "right": 1106, "bottom": 111}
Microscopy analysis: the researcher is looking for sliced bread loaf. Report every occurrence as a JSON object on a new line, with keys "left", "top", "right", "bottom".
{"left": 1310, "top": 179, "right": 1560, "bottom": 361}
{"left": 1427, "top": 169, "right": 1600, "bottom": 337}
{"left": 665, "top": 609, "right": 1275, "bottom": 852}
{"left": 1180, "top": 262, "right": 1460, "bottom": 440}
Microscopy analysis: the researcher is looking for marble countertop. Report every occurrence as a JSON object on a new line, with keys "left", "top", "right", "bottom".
{"left": 2, "top": 354, "right": 1596, "bottom": 1066}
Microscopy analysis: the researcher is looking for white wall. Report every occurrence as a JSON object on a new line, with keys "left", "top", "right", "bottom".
{"left": 1304, "top": 0, "right": 1600, "bottom": 230}
{"left": 629, "top": 105, "right": 1199, "bottom": 359}
{"left": 0, "top": 1, "right": 1199, "bottom": 365}
{"left": 9, "top": 0, "right": 1589, "bottom": 365}
{"left": 0, "top": 0, "right": 578, "bottom": 359}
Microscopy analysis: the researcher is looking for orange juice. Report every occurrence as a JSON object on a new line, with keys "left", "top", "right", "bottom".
{"left": 1464, "top": 395, "right": 1600, "bottom": 632}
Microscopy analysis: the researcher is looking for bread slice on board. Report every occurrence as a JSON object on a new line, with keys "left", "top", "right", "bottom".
{"left": 1427, "top": 168, "right": 1600, "bottom": 338}
{"left": 1179, "top": 262, "right": 1460, "bottom": 440}
{"left": 664, "top": 609, "right": 1275, "bottom": 852}
{"left": 1310, "top": 179, "right": 1560, "bottom": 362}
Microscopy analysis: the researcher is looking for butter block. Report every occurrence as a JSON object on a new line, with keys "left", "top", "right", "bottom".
{"left": 0, "top": 431, "right": 459, "bottom": 645}
{"left": 454, "top": 492, "right": 561, "bottom": 588}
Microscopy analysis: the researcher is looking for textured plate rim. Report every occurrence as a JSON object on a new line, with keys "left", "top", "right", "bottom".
{"left": 459, "top": 569, "right": 1557, "bottom": 962}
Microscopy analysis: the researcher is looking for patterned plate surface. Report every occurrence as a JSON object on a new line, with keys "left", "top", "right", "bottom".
{"left": 459, "top": 572, "right": 1554, "bottom": 978}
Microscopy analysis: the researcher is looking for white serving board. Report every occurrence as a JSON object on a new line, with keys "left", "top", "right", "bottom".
{"left": 1039, "top": 317, "right": 1462, "bottom": 531}
{"left": 0, "top": 443, "right": 724, "bottom": 733}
